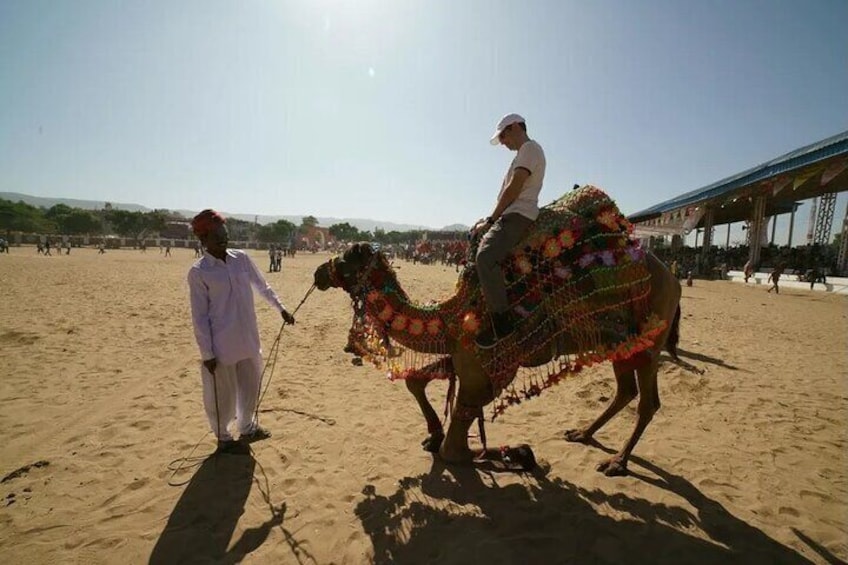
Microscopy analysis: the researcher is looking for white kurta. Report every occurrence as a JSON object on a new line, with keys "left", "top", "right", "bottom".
{"left": 188, "top": 249, "right": 285, "bottom": 440}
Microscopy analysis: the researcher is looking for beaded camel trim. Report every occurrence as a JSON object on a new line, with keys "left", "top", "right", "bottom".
{"left": 338, "top": 186, "right": 667, "bottom": 419}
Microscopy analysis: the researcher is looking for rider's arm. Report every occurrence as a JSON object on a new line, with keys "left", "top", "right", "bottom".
{"left": 490, "top": 167, "right": 530, "bottom": 221}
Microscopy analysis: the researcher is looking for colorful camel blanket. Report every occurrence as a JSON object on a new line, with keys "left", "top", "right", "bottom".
{"left": 347, "top": 186, "right": 666, "bottom": 419}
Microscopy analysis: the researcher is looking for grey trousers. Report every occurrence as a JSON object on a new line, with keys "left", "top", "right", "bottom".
{"left": 475, "top": 213, "right": 533, "bottom": 314}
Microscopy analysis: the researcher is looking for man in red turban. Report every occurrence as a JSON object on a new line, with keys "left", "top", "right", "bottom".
{"left": 190, "top": 209, "right": 226, "bottom": 238}
{"left": 188, "top": 209, "right": 296, "bottom": 453}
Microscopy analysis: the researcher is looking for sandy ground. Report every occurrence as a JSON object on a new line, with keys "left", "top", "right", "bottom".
{"left": 0, "top": 247, "right": 846, "bottom": 565}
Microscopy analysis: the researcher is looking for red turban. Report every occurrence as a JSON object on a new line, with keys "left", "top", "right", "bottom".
{"left": 191, "top": 209, "right": 226, "bottom": 237}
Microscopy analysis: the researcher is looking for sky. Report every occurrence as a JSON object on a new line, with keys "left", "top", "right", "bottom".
{"left": 1, "top": 0, "right": 847, "bottom": 238}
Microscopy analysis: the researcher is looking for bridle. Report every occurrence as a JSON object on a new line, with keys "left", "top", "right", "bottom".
{"left": 328, "top": 246, "right": 382, "bottom": 298}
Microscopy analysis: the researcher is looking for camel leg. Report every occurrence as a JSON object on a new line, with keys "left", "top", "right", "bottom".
{"left": 439, "top": 404, "right": 476, "bottom": 463}
{"left": 405, "top": 378, "right": 444, "bottom": 453}
{"left": 564, "top": 361, "right": 638, "bottom": 443}
{"left": 596, "top": 358, "right": 660, "bottom": 476}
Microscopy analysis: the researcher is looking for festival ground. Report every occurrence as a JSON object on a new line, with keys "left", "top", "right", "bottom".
{"left": 0, "top": 248, "right": 845, "bottom": 564}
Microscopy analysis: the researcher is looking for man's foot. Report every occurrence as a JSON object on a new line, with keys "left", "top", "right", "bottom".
{"left": 241, "top": 425, "right": 272, "bottom": 443}
{"left": 475, "top": 311, "right": 515, "bottom": 349}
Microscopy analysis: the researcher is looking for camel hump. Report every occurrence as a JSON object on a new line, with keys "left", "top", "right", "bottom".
{"left": 463, "top": 185, "right": 661, "bottom": 398}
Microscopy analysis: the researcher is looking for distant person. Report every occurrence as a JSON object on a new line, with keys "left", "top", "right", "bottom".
{"left": 807, "top": 267, "right": 826, "bottom": 290}
{"left": 0, "top": 238, "right": 8, "bottom": 254}
{"left": 98, "top": 242, "right": 106, "bottom": 254}
{"left": 164, "top": 244, "right": 171, "bottom": 257}
{"left": 188, "top": 209, "right": 296, "bottom": 453}
{"left": 194, "top": 241, "right": 202, "bottom": 258}
{"left": 268, "top": 244, "right": 276, "bottom": 273}
{"left": 743, "top": 260, "right": 754, "bottom": 283}
{"left": 767, "top": 265, "right": 785, "bottom": 294}
{"left": 44, "top": 240, "right": 52, "bottom": 256}
{"left": 65, "top": 242, "right": 71, "bottom": 255}
{"left": 670, "top": 260, "right": 679, "bottom": 279}
{"left": 473, "top": 113, "right": 546, "bottom": 349}
{"left": 275, "top": 249, "right": 283, "bottom": 272}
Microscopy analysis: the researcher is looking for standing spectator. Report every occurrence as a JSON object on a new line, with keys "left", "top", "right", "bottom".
{"left": 743, "top": 260, "right": 754, "bottom": 283}
{"left": 767, "top": 264, "right": 785, "bottom": 294}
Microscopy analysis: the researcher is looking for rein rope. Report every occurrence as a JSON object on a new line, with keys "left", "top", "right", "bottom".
{"left": 255, "top": 283, "right": 317, "bottom": 422}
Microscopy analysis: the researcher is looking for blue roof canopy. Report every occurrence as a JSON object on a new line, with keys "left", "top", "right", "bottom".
{"left": 629, "top": 130, "right": 848, "bottom": 223}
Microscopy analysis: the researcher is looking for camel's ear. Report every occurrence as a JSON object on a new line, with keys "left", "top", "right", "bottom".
{"left": 346, "top": 242, "right": 370, "bottom": 266}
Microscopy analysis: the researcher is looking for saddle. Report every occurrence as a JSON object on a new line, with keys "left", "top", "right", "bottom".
{"left": 459, "top": 186, "right": 664, "bottom": 399}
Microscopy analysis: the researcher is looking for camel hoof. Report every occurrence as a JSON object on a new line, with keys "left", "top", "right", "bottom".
{"left": 596, "top": 457, "right": 628, "bottom": 477}
{"left": 564, "top": 429, "right": 592, "bottom": 444}
{"left": 421, "top": 432, "right": 444, "bottom": 453}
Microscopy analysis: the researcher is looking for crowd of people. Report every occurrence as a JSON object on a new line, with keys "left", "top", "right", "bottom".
{"left": 652, "top": 242, "right": 839, "bottom": 283}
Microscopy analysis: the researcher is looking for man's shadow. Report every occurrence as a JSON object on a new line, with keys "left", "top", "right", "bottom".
{"left": 149, "top": 451, "right": 286, "bottom": 565}
{"left": 355, "top": 453, "right": 824, "bottom": 565}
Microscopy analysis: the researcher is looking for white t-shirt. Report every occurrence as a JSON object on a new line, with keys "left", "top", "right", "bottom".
{"left": 498, "top": 139, "right": 546, "bottom": 220}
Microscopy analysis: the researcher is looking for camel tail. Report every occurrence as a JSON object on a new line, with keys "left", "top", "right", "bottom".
{"left": 666, "top": 304, "right": 681, "bottom": 361}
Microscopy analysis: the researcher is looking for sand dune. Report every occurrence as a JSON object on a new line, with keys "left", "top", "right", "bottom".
{"left": 1, "top": 248, "right": 845, "bottom": 564}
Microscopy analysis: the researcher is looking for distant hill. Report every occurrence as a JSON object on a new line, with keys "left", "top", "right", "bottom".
{"left": 0, "top": 192, "right": 152, "bottom": 213}
{"left": 440, "top": 223, "right": 471, "bottom": 232}
{"left": 0, "top": 192, "right": 469, "bottom": 233}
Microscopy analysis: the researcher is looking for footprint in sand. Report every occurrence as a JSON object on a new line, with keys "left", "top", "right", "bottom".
{"left": 1, "top": 460, "right": 50, "bottom": 484}
{"left": 799, "top": 489, "right": 830, "bottom": 502}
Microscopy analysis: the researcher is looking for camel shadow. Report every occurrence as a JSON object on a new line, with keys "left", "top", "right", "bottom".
{"left": 661, "top": 347, "right": 750, "bottom": 374}
{"left": 354, "top": 455, "right": 815, "bottom": 565}
{"left": 150, "top": 451, "right": 302, "bottom": 565}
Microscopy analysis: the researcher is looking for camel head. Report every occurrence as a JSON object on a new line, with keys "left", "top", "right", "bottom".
{"left": 313, "top": 242, "right": 384, "bottom": 293}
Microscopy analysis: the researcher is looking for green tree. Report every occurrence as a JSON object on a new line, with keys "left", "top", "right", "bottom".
{"left": 0, "top": 199, "right": 50, "bottom": 233}
{"left": 145, "top": 210, "right": 168, "bottom": 235}
{"left": 328, "top": 222, "right": 361, "bottom": 241}
{"left": 60, "top": 209, "right": 101, "bottom": 235}
{"left": 257, "top": 219, "right": 297, "bottom": 243}
{"left": 106, "top": 210, "right": 167, "bottom": 243}
{"left": 45, "top": 203, "right": 73, "bottom": 222}
{"left": 300, "top": 215, "right": 319, "bottom": 231}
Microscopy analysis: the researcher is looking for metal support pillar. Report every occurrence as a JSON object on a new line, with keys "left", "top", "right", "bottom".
{"left": 700, "top": 207, "right": 714, "bottom": 265}
{"left": 787, "top": 203, "right": 797, "bottom": 247}
{"left": 806, "top": 197, "right": 818, "bottom": 245}
{"left": 748, "top": 195, "right": 766, "bottom": 267}
{"left": 813, "top": 192, "right": 837, "bottom": 245}
{"left": 770, "top": 215, "right": 777, "bottom": 245}
{"left": 837, "top": 202, "right": 848, "bottom": 276}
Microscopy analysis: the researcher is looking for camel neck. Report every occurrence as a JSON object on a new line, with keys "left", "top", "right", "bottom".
{"left": 362, "top": 277, "right": 462, "bottom": 354}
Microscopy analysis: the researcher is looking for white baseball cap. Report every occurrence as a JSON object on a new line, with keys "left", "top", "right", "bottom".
{"left": 489, "top": 113, "right": 525, "bottom": 145}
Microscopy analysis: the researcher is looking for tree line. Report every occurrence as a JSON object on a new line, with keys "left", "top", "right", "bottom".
{"left": 0, "top": 199, "right": 448, "bottom": 245}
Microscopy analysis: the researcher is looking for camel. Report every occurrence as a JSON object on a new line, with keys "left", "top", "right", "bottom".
{"left": 313, "top": 187, "right": 681, "bottom": 476}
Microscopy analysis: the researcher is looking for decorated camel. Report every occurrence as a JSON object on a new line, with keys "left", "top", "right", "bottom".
{"left": 313, "top": 186, "right": 681, "bottom": 476}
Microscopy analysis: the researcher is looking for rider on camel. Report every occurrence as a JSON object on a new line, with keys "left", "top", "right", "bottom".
{"left": 472, "top": 114, "right": 546, "bottom": 349}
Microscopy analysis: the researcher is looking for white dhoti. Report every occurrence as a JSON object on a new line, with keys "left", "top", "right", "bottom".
{"left": 200, "top": 355, "right": 263, "bottom": 441}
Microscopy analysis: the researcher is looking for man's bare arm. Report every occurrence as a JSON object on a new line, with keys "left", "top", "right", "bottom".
{"left": 491, "top": 167, "right": 530, "bottom": 220}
